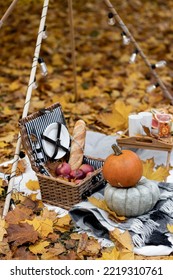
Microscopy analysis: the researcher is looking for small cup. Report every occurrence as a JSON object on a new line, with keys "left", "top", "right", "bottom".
{"left": 138, "top": 112, "right": 153, "bottom": 135}
{"left": 128, "top": 114, "right": 143, "bottom": 137}
{"left": 158, "top": 115, "right": 171, "bottom": 138}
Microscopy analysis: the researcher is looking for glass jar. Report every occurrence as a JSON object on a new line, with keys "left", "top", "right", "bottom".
{"left": 158, "top": 119, "right": 171, "bottom": 138}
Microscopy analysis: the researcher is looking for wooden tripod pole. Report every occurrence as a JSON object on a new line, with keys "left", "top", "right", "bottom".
{"left": 103, "top": 0, "right": 173, "bottom": 104}
{"left": 68, "top": 0, "right": 79, "bottom": 101}
{"left": 0, "top": 0, "right": 19, "bottom": 28}
{"left": 2, "top": 0, "right": 50, "bottom": 218}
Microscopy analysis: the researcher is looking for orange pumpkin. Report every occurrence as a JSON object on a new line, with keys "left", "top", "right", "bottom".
{"left": 102, "top": 144, "right": 143, "bottom": 188}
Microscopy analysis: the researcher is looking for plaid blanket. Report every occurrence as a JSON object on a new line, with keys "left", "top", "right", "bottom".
{"left": 69, "top": 179, "right": 173, "bottom": 256}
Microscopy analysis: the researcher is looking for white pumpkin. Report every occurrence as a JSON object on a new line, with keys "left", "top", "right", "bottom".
{"left": 104, "top": 177, "right": 160, "bottom": 217}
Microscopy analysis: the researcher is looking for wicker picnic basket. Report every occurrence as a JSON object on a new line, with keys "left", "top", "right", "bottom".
{"left": 19, "top": 102, "right": 105, "bottom": 209}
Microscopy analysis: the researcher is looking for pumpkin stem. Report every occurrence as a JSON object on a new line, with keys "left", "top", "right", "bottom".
{"left": 112, "top": 144, "right": 122, "bottom": 156}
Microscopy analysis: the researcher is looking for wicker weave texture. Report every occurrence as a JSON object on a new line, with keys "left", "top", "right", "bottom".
{"left": 19, "top": 102, "right": 105, "bottom": 209}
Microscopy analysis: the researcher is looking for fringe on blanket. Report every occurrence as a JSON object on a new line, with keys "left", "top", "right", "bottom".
{"left": 70, "top": 181, "right": 173, "bottom": 249}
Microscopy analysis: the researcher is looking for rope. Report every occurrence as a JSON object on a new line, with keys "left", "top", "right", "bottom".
{"left": 2, "top": 0, "right": 50, "bottom": 218}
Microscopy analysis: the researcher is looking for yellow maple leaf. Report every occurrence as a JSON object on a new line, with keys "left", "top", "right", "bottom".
{"left": 142, "top": 157, "right": 155, "bottom": 174}
{"left": 118, "top": 248, "right": 134, "bottom": 260}
{"left": 8, "top": 79, "right": 22, "bottom": 91}
{"left": 110, "top": 228, "right": 134, "bottom": 251}
{"left": 97, "top": 246, "right": 119, "bottom": 260}
{"left": 0, "top": 142, "right": 8, "bottom": 148}
{"left": 24, "top": 217, "right": 40, "bottom": 230}
{"left": 25, "top": 180, "right": 40, "bottom": 191}
{"left": 51, "top": 93, "right": 72, "bottom": 109}
{"left": 167, "top": 224, "right": 173, "bottom": 233}
{"left": 80, "top": 86, "right": 101, "bottom": 99}
{"left": 99, "top": 100, "right": 133, "bottom": 131}
{"left": 142, "top": 158, "right": 170, "bottom": 181}
{"left": 149, "top": 166, "right": 170, "bottom": 181}
{"left": 54, "top": 214, "right": 72, "bottom": 232}
{"left": 25, "top": 217, "right": 53, "bottom": 238}
{"left": 37, "top": 218, "right": 54, "bottom": 238}
{"left": 2, "top": 106, "right": 14, "bottom": 116}
{"left": 88, "top": 196, "right": 126, "bottom": 222}
{"left": 0, "top": 134, "right": 14, "bottom": 143}
{"left": 41, "top": 208, "right": 57, "bottom": 222}
{"left": 52, "top": 53, "right": 63, "bottom": 67}
{"left": 29, "top": 240, "right": 50, "bottom": 255}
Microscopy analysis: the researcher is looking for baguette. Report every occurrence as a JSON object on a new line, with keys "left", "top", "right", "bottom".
{"left": 68, "top": 120, "right": 86, "bottom": 170}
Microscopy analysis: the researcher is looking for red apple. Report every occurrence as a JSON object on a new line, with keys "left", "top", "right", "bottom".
{"left": 79, "top": 164, "right": 94, "bottom": 175}
{"left": 70, "top": 169, "right": 86, "bottom": 179}
{"left": 55, "top": 162, "right": 71, "bottom": 176}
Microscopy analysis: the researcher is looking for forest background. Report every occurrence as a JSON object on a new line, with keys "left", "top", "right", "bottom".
{"left": 1, "top": 0, "right": 173, "bottom": 163}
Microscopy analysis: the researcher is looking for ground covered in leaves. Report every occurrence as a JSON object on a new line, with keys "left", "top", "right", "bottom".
{"left": 1, "top": 0, "right": 173, "bottom": 260}
{"left": 0, "top": 192, "right": 173, "bottom": 260}
{"left": 1, "top": 0, "right": 173, "bottom": 162}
